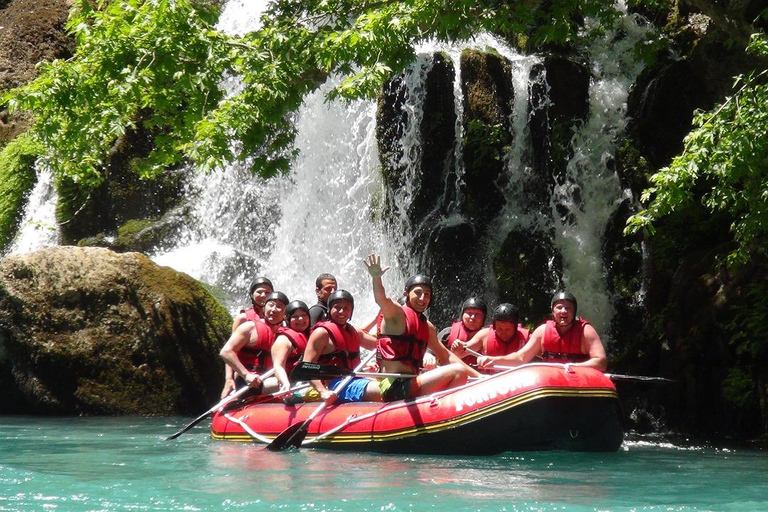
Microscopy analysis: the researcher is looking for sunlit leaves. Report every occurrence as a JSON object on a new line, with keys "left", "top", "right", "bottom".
{"left": 5, "top": 0, "right": 621, "bottom": 190}
{"left": 626, "top": 33, "right": 768, "bottom": 266}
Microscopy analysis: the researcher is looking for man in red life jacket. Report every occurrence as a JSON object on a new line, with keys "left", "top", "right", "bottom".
{"left": 477, "top": 292, "right": 607, "bottom": 371}
{"left": 271, "top": 300, "right": 311, "bottom": 392}
{"left": 364, "top": 253, "right": 482, "bottom": 402}
{"left": 219, "top": 291, "right": 288, "bottom": 398}
{"left": 309, "top": 273, "right": 337, "bottom": 327}
{"left": 451, "top": 303, "right": 529, "bottom": 367}
{"left": 303, "top": 289, "right": 380, "bottom": 403}
{"left": 231, "top": 276, "right": 274, "bottom": 331}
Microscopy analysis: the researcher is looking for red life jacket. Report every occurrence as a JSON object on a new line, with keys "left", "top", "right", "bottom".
{"left": 541, "top": 318, "right": 590, "bottom": 363}
{"left": 237, "top": 319, "right": 276, "bottom": 372}
{"left": 446, "top": 320, "right": 481, "bottom": 365}
{"left": 485, "top": 324, "right": 530, "bottom": 356}
{"left": 241, "top": 307, "right": 261, "bottom": 322}
{"left": 377, "top": 303, "right": 430, "bottom": 368}
{"left": 276, "top": 326, "right": 309, "bottom": 376}
{"left": 313, "top": 320, "right": 360, "bottom": 370}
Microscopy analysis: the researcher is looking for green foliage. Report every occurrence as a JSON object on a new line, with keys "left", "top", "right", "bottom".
{"left": 0, "top": 134, "right": 42, "bottom": 250}
{"left": 626, "top": 33, "right": 768, "bottom": 267}
{"left": 4, "top": 0, "right": 620, "bottom": 190}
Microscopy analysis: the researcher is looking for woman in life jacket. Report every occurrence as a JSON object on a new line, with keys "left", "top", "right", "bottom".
{"left": 271, "top": 300, "right": 312, "bottom": 392}
{"left": 451, "top": 303, "right": 529, "bottom": 372}
{"left": 477, "top": 292, "right": 607, "bottom": 372}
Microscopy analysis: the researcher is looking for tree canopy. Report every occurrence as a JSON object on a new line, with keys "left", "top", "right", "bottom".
{"left": 4, "top": 0, "right": 620, "bottom": 188}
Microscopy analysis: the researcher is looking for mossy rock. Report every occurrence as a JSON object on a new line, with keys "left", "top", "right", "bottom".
{"left": 0, "top": 246, "right": 232, "bottom": 415}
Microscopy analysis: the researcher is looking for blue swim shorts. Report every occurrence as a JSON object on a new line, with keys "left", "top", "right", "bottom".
{"left": 329, "top": 377, "right": 371, "bottom": 403}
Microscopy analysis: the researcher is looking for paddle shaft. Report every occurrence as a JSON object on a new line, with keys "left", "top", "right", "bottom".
{"left": 166, "top": 368, "right": 275, "bottom": 440}
{"left": 491, "top": 363, "right": 672, "bottom": 383}
{"left": 267, "top": 350, "right": 377, "bottom": 450}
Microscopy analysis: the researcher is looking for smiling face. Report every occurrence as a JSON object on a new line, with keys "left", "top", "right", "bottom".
{"left": 461, "top": 308, "right": 485, "bottom": 332}
{"left": 552, "top": 300, "right": 575, "bottom": 328}
{"left": 289, "top": 310, "right": 310, "bottom": 332}
{"left": 329, "top": 299, "right": 353, "bottom": 325}
{"left": 263, "top": 299, "right": 286, "bottom": 326}
{"left": 406, "top": 285, "right": 432, "bottom": 313}
{"left": 252, "top": 285, "right": 273, "bottom": 308}
{"left": 316, "top": 278, "right": 337, "bottom": 303}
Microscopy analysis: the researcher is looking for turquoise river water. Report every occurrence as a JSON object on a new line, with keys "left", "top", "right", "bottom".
{"left": 1, "top": 416, "right": 765, "bottom": 511}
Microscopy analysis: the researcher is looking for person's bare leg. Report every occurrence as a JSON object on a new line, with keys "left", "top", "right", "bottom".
{"left": 414, "top": 363, "right": 469, "bottom": 396}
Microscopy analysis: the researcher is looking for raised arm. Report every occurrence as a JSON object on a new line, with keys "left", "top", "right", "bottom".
{"left": 363, "top": 253, "right": 402, "bottom": 324}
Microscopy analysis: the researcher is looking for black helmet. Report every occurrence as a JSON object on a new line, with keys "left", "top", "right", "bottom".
{"left": 551, "top": 291, "right": 577, "bottom": 314}
{"left": 404, "top": 274, "right": 432, "bottom": 293}
{"left": 249, "top": 276, "right": 274, "bottom": 296}
{"left": 461, "top": 297, "right": 487, "bottom": 316}
{"left": 285, "top": 300, "right": 310, "bottom": 319}
{"left": 265, "top": 291, "right": 289, "bottom": 306}
{"left": 492, "top": 303, "right": 519, "bottom": 324}
{"left": 328, "top": 289, "right": 354, "bottom": 311}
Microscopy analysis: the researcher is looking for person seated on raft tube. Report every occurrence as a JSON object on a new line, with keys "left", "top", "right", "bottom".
{"left": 364, "top": 253, "right": 482, "bottom": 402}
{"left": 219, "top": 291, "right": 289, "bottom": 398}
{"left": 271, "top": 300, "right": 312, "bottom": 393}
{"left": 424, "top": 296, "right": 488, "bottom": 369}
{"left": 309, "top": 273, "right": 337, "bottom": 327}
{"left": 231, "top": 276, "right": 274, "bottom": 331}
{"left": 302, "top": 289, "right": 381, "bottom": 404}
{"left": 451, "top": 303, "right": 530, "bottom": 371}
{"left": 477, "top": 292, "right": 607, "bottom": 372}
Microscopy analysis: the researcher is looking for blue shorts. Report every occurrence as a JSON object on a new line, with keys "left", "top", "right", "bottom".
{"left": 329, "top": 377, "right": 371, "bottom": 403}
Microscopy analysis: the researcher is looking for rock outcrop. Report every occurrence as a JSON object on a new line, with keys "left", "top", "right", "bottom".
{"left": 0, "top": 246, "right": 231, "bottom": 415}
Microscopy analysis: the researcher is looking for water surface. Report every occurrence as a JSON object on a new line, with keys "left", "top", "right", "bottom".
{"left": 1, "top": 417, "right": 764, "bottom": 511}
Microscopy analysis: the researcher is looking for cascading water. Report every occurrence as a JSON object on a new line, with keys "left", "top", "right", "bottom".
{"left": 7, "top": 165, "right": 60, "bottom": 255}
{"left": 152, "top": 0, "right": 397, "bottom": 322}
{"left": 549, "top": 6, "right": 652, "bottom": 336}
{"left": 7, "top": 0, "right": 650, "bottom": 339}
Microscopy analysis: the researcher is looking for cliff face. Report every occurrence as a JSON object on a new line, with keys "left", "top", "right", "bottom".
{"left": 0, "top": 246, "right": 231, "bottom": 415}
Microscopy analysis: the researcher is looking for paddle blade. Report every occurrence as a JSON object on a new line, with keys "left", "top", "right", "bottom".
{"left": 290, "top": 362, "right": 354, "bottom": 381}
{"left": 165, "top": 413, "right": 210, "bottom": 440}
{"left": 265, "top": 421, "right": 309, "bottom": 451}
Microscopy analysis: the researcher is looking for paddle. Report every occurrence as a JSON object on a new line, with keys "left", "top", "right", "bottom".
{"left": 165, "top": 368, "right": 275, "bottom": 440}
{"left": 267, "top": 350, "right": 378, "bottom": 451}
{"left": 290, "top": 361, "right": 417, "bottom": 381}
{"left": 489, "top": 363, "right": 673, "bottom": 383}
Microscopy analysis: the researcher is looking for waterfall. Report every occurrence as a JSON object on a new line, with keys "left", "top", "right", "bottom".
{"left": 550, "top": 7, "right": 652, "bottom": 336}
{"left": 6, "top": 0, "right": 650, "bottom": 337}
{"left": 152, "top": 0, "right": 395, "bottom": 322}
{"left": 7, "top": 165, "right": 60, "bottom": 255}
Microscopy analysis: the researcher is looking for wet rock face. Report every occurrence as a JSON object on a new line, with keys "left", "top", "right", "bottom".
{"left": 0, "top": 246, "right": 232, "bottom": 415}
{"left": 376, "top": 49, "right": 591, "bottom": 325}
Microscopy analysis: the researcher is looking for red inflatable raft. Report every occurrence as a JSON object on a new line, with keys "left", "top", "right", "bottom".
{"left": 210, "top": 363, "right": 624, "bottom": 454}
